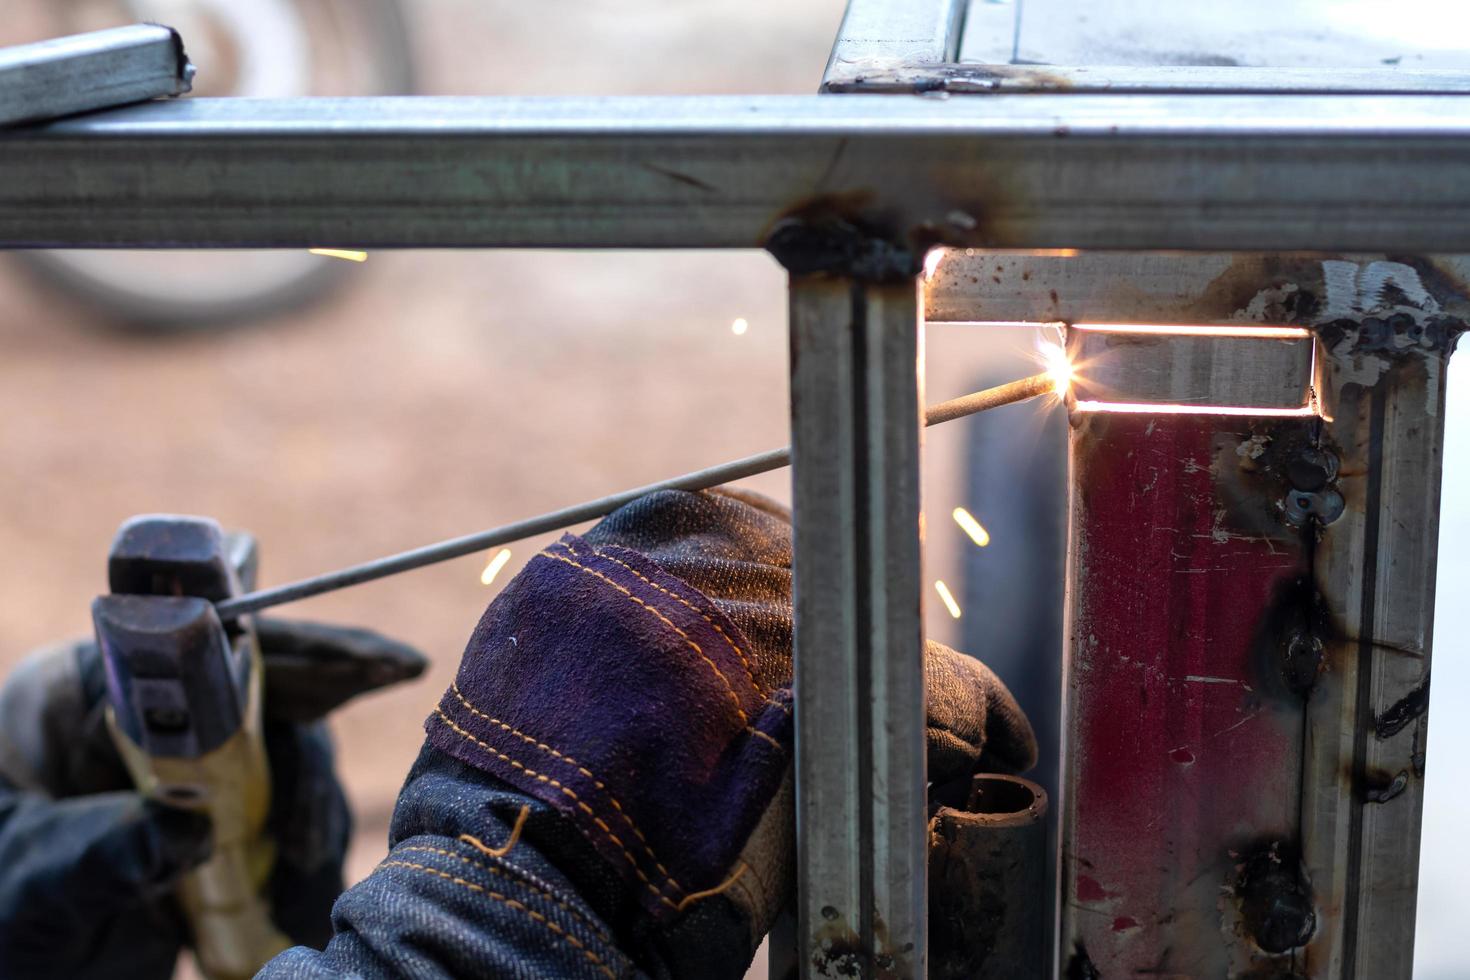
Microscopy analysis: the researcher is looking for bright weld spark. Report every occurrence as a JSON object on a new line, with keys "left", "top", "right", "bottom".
{"left": 952, "top": 507, "right": 990, "bottom": 547}
{"left": 731, "top": 317, "right": 749, "bottom": 336}
{"left": 923, "top": 248, "right": 947, "bottom": 281}
{"left": 1073, "top": 322, "right": 1309, "bottom": 339}
{"left": 934, "top": 580, "right": 962, "bottom": 619}
{"left": 309, "top": 248, "right": 368, "bottom": 263}
{"left": 1072, "top": 400, "right": 1319, "bottom": 417}
{"left": 479, "top": 548, "right": 512, "bottom": 586}
{"left": 1032, "top": 324, "right": 1074, "bottom": 397}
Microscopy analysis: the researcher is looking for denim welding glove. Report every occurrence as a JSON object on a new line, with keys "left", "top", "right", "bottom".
{"left": 309, "top": 487, "right": 1031, "bottom": 980}
{"left": 0, "top": 618, "right": 426, "bottom": 979}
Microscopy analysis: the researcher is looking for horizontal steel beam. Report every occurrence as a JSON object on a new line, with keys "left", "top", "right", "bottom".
{"left": 10, "top": 95, "right": 1470, "bottom": 252}
{"left": 824, "top": 65, "right": 1470, "bottom": 95}
{"left": 0, "top": 25, "right": 194, "bottom": 129}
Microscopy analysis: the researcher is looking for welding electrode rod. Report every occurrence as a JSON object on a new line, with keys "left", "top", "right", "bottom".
{"left": 213, "top": 372, "right": 1057, "bottom": 619}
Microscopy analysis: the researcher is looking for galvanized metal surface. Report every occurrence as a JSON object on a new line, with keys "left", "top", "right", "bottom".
{"left": 789, "top": 277, "right": 927, "bottom": 978}
{"left": 821, "top": 0, "right": 965, "bottom": 91}
{"left": 0, "top": 25, "right": 194, "bottom": 129}
{"left": 824, "top": 64, "right": 1470, "bottom": 95}
{"left": 1298, "top": 259, "right": 1464, "bottom": 977}
{"left": 957, "top": 0, "right": 1470, "bottom": 70}
{"left": 16, "top": 96, "right": 1470, "bottom": 253}
{"left": 1066, "top": 325, "right": 1315, "bottom": 410}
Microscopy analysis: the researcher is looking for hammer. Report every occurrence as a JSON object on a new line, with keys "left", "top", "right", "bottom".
{"left": 92, "top": 516, "right": 288, "bottom": 980}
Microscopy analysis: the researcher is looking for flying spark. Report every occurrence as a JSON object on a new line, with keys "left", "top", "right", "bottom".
{"left": 309, "top": 248, "right": 368, "bottom": 263}
{"left": 731, "top": 318, "right": 749, "bottom": 336}
{"left": 934, "top": 580, "right": 962, "bottom": 619}
{"left": 952, "top": 507, "right": 990, "bottom": 547}
{"left": 480, "top": 548, "right": 513, "bottom": 586}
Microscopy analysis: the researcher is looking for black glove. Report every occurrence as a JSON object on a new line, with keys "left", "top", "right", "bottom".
{"left": 0, "top": 618, "right": 426, "bottom": 980}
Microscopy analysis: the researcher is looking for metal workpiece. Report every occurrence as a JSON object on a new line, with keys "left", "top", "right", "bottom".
{"left": 1061, "top": 408, "right": 1316, "bottom": 978}
{"left": 1012, "top": 251, "right": 1467, "bottom": 978}
{"left": 1065, "top": 323, "right": 1315, "bottom": 411}
{"left": 16, "top": 95, "right": 1470, "bottom": 252}
{"left": 928, "top": 775, "right": 1048, "bottom": 979}
{"left": 0, "top": 25, "right": 193, "bottom": 129}
{"left": 789, "top": 277, "right": 927, "bottom": 978}
{"left": 821, "top": 0, "right": 965, "bottom": 91}
{"left": 1297, "top": 261, "right": 1466, "bottom": 977}
{"left": 958, "top": 0, "right": 1470, "bottom": 72}
{"left": 824, "top": 63, "right": 1470, "bottom": 95}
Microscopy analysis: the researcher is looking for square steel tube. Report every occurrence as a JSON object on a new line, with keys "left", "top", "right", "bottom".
{"left": 14, "top": 95, "right": 1470, "bottom": 252}
{"left": 1067, "top": 326, "right": 1315, "bottom": 410}
{"left": 0, "top": 25, "right": 193, "bottom": 128}
{"left": 789, "top": 277, "right": 928, "bottom": 978}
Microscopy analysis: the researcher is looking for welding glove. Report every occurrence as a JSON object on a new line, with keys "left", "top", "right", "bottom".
{"left": 405, "top": 488, "right": 1036, "bottom": 979}
{"left": 0, "top": 617, "right": 426, "bottom": 980}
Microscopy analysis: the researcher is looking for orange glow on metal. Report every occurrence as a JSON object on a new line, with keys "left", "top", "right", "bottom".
{"left": 1072, "top": 322, "right": 1309, "bottom": 339}
{"left": 934, "top": 580, "right": 963, "bottom": 619}
{"left": 1072, "top": 400, "right": 1318, "bottom": 417}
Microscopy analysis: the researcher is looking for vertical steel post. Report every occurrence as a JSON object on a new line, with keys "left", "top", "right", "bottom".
{"left": 1299, "top": 259, "right": 1462, "bottom": 977}
{"left": 789, "top": 275, "right": 928, "bottom": 978}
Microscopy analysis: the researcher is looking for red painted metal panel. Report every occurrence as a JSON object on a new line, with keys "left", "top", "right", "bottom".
{"left": 1063, "top": 411, "right": 1314, "bottom": 976}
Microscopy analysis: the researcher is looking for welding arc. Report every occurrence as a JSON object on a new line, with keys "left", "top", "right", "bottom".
{"left": 213, "top": 371, "right": 1056, "bottom": 618}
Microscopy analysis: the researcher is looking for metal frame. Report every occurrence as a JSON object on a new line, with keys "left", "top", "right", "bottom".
{"left": 0, "top": 25, "right": 193, "bottom": 128}
{"left": 10, "top": 96, "right": 1470, "bottom": 252}
{"left": 3, "top": 4, "right": 1468, "bottom": 976}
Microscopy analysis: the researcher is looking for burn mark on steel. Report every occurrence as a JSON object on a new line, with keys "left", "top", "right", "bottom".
{"left": 809, "top": 915, "right": 911, "bottom": 979}
{"left": 1364, "top": 769, "right": 1410, "bottom": 805}
{"left": 640, "top": 162, "right": 717, "bottom": 193}
{"left": 824, "top": 63, "right": 1078, "bottom": 95}
{"left": 1316, "top": 312, "right": 1466, "bottom": 358}
{"left": 1375, "top": 675, "right": 1430, "bottom": 739}
{"left": 1250, "top": 577, "right": 1330, "bottom": 700}
{"left": 1234, "top": 840, "right": 1316, "bottom": 954}
{"left": 1386, "top": 254, "right": 1470, "bottom": 317}
{"left": 764, "top": 192, "right": 920, "bottom": 282}
{"left": 1284, "top": 447, "right": 1338, "bottom": 494}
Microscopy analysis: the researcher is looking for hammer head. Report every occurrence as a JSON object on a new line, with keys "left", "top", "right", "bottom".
{"left": 96, "top": 515, "right": 258, "bottom": 761}
{"left": 93, "top": 594, "right": 245, "bottom": 758}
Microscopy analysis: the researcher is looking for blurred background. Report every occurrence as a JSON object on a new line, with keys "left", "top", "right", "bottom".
{"left": 0, "top": 2, "right": 1465, "bottom": 978}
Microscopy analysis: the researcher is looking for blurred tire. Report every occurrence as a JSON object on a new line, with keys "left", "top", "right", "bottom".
{"left": 16, "top": 0, "right": 415, "bottom": 332}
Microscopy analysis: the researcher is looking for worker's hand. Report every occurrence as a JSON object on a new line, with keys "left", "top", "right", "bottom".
{"left": 0, "top": 618, "right": 426, "bottom": 980}
{"left": 425, "top": 489, "right": 1035, "bottom": 979}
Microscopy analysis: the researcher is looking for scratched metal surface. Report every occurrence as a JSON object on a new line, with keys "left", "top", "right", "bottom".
{"left": 1063, "top": 410, "right": 1314, "bottom": 977}
{"left": 961, "top": 0, "right": 1470, "bottom": 70}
